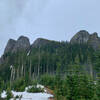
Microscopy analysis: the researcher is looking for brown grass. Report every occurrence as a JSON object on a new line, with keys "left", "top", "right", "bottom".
{"left": 44, "top": 87, "right": 55, "bottom": 100}
{"left": 49, "top": 97, "right": 54, "bottom": 100}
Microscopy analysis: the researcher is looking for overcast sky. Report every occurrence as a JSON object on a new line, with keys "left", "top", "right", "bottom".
{"left": 0, "top": 0, "right": 100, "bottom": 56}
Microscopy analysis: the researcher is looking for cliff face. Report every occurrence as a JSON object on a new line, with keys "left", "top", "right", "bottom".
{"left": 4, "top": 37, "right": 51, "bottom": 56}
{"left": 12, "top": 36, "right": 30, "bottom": 52}
{"left": 70, "top": 30, "right": 100, "bottom": 50}
{"left": 88, "top": 33, "right": 100, "bottom": 50}
{"left": 4, "top": 36, "right": 30, "bottom": 54}
{"left": 2, "top": 30, "right": 100, "bottom": 55}
{"left": 70, "top": 30, "right": 90, "bottom": 44}
{"left": 4, "top": 39, "right": 16, "bottom": 54}
{"left": 2, "top": 30, "right": 100, "bottom": 56}
{"left": 0, "top": 36, "right": 30, "bottom": 64}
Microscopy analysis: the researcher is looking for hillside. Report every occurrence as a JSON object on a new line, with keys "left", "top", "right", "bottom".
{"left": 0, "top": 30, "right": 100, "bottom": 82}
{"left": 0, "top": 30, "right": 100, "bottom": 100}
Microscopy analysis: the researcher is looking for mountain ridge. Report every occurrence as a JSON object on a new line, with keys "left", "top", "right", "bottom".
{"left": 0, "top": 30, "right": 99, "bottom": 65}
{"left": 70, "top": 30, "right": 100, "bottom": 50}
{"left": 4, "top": 36, "right": 30, "bottom": 54}
{"left": 4, "top": 30, "right": 100, "bottom": 55}
{"left": 0, "top": 30, "right": 100, "bottom": 82}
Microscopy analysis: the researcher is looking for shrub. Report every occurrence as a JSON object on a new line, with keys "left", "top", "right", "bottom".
{"left": 12, "top": 78, "right": 27, "bottom": 92}
{"left": 27, "top": 86, "right": 44, "bottom": 93}
{"left": 14, "top": 95, "right": 22, "bottom": 99}
{"left": 40, "top": 74, "right": 55, "bottom": 89}
{"left": 6, "top": 88, "right": 13, "bottom": 100}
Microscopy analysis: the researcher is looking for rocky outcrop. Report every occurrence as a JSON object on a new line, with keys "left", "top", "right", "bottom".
{"left": 12, "top": 36, "right": 30, "bottom": 52}
{"left": 31, "top": 38, "right": 50, "bottom": 48}
{"left": 70, "top": 30, "right": 90, "bottom": 44}
{"left": 70, "top": 30, "right": 100, "bottom": 50}
{"left": 4, "top": 39, "right": 16, "bottom": 54}
{"left": 0, "top": 36, "right": 30, "bottom": 64}
{"left": 4, "top": 36, "right": 30, "bottom": 54}
{"left": 2, "top": 30, "right": 100, "bottom": 56}
{"left": 88, "top": 32, "right": 100, "bottom": 50}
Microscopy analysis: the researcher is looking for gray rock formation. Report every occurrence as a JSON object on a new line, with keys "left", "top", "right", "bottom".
{"left": 12, "top": 36, "right": 30, "bottom": 52}
{"left": 70, "top": 30, "right": 100, "bottom": 50}
{"left": 4, "top": 39, "right": 16, "bottom": 54}
{"left": 31, "top": 38, "right": 50, "bottom": 48}
{"left": 70, "top": 30, "right": 90, "bottom": 44}
{"left": 4, "top": 36, "right": 30, "bottom": 54}
{"left": 0, "top": 36, "right": 30, "bottom": 64}
{"left": 88, "top": 32, "right": 100, "bottom": 50}
{"left": 2, "top": 31, "right": 100, "bottom": 56}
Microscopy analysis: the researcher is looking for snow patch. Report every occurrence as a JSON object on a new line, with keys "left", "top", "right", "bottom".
{"left": 1, "top": 85, "right": 53, "bottom": 100}
{"left": 11, "top": 92, "right": 53, "bottom": 100}
{"left": 37, "top": 84, "right": 44, "bottom": 89}
{"left": 1, "top": 91, "right": 6, "bottom": 98}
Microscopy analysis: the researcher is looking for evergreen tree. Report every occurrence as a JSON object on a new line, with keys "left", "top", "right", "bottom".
{"left": 6, "top": 88, "right": 13, "bottom": 100}
{"left": 96, "top": 74, "right": 100, "bottom": 100}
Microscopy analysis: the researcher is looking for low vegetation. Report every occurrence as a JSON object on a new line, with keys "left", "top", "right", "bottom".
{"left": 27, "top": 86, "right": 44, "bottom": 93}
{"left": 6, "top": 88, "right": 13, "bottom": 100}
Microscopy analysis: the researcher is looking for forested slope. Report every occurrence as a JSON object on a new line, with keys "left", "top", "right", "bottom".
{"left": 0, "top": 30, "right": 100, "bottom": 82}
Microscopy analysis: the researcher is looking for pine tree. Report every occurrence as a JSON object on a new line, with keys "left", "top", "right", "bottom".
{"left": 96, "top": 73, "right": 100, "bottom": 99}
{"left": 6, "top": 88, "right": 13, "bottom": 100}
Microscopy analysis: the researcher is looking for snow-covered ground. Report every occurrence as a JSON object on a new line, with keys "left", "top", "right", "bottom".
{"left": 1, "top": 84, "right": 53, "bottom": 100}
{"left": 2, "top": 91, "right": 53, "bottom": 100}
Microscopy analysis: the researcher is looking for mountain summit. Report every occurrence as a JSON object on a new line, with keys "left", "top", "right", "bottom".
{"left": 4, "top": 39, "right": 16, "bottom": 54}
{"left": 4, "top": 36, "right": 30, "bottom": 54}
{"left": 70, "top": 30, "right": 100, "bottom": 50}
{"left": 70, "top": 30, "right": 90, "bottom": 44}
